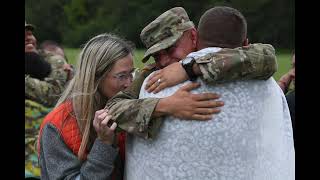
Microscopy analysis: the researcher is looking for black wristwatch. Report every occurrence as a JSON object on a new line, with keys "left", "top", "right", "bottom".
{"left": 182, "top": 57, "right": 197, "bottom": 81}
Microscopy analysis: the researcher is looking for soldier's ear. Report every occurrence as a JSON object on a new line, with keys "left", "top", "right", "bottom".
{"left": 190, "top": 28, "right": 197, "bottom": 49}
{"left": 242, "top": 38, "right": 249, "bottom": 46}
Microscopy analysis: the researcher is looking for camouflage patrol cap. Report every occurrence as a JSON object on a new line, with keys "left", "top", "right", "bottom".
{"left": 25, "top": 21, "right": 35, "bottom": 31}
{"left": 140, "top": 7, "right": 194, "bottom": 63}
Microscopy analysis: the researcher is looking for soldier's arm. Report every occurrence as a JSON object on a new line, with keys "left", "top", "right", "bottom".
{"left": 25, "top": 53, "right": 69, "bottom": 107}
{"left": 107, "top": 65, "right": 223, "bottom": 139}
{"left": 194, "top": 43, "right": 277, "bottom": 84}
{"left": 44, "top": 54, "right": 69, "bottom": 87}
{"left": 25, "top": 75, "right": 65, "bottom": 107}
{"left": 145, "top": 44, "right": 277, "bottom": 93}
{"left": 105, "top": 66, "right": 163, "bottom": 139}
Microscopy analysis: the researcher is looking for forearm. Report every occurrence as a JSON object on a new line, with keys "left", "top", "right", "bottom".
{"left": 194, "top": 43, "right": 277, "bottom": 84}
{"left": 106, "top": 93, "right": 162, "bottom": 139}
{"left": 106, "top": 67, "right": 163, "bottom": 139}
{"left": 81, "top": 139, "right": 118, "bottom": 180}
{"left": 25, "top": 75, "right": 64, "bottom": 107}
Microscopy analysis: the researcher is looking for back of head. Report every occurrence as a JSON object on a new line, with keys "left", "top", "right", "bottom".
{"left": 198, "top": 6, "right": 247, "bottom": 48}
{"left": 40, "top": 40, "right": 66, "bottom": 60}
{"left": 140, "top": 7, "right": 194, "bottom": 63}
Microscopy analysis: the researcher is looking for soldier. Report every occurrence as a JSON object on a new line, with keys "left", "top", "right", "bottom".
{"left": 25, "top": 21, "right": 69, "bottom": 179}
{"left": 105, "top": 7, "right": 277, "bottom": 139}
{"left": 25, "top": 21, "right": 70, "bottom": 107}
{"left": 39, "top": 40, "right": 75, "bottom": 81}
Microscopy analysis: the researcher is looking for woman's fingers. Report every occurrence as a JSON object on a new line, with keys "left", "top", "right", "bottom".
{"left": 93, "top": 109, "right": 108, "bottom": 130}
{"left": 100, "top": 115, "right": 113, "bottom": 128}
{"left": 109, "top": 122, "right": 117, "bottom": 131}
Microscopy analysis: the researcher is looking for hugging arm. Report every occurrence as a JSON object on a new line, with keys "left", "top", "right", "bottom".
{"left": 145, "top": 43, "right": 277, "bottom": 93}
{"left": 105, "top": 66, "right": 223, "bottom": 139}
{"left": 196, "top": 43, "right": 277, "bottom": 83}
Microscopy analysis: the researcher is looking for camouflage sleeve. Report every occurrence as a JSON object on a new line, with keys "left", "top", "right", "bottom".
{"left": 25, "top": 75, "right": 65, "bottom": 107}
{"left": 105, "top": 65, "right": 163, "bottom": 139}
{"left": 25, "top": 99, "right": 52, "bottom": 178}
{"left": 44, "top": 54, "right": 69, "bottom": 86}
{"left": 25, "top": 53, "right": 69, "bottom": 107}
{"left": 195, "top": 43, "right": 277, "bottom": 84}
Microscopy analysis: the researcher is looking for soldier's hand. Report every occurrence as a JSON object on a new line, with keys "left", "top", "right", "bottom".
{"left": 93, "top": 109, "right": 117, "bottom": 145}
{"left": 157, "top": 82, "right": 224, "bottom": 120}
{"left": 145, "top": 62, "right": 189, "bottom": 94}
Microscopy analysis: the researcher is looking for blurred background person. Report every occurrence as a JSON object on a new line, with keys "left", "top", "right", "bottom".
{"left": 278, "top": 50, "right": 295, "bottom": 145}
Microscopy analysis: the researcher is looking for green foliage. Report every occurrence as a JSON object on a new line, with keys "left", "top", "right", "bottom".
{"left": 25, "top": 0, "right": 68, "bottom": 44}
{"left": 26, "top": 0, "right": 294, "bottom": 49}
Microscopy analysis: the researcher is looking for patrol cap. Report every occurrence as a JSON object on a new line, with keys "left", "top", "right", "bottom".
{"left": 25, "top": 21, "right": 35, "bottom": 31}
{"left": 140, "top": 7, "right": 194, "bottom": 63}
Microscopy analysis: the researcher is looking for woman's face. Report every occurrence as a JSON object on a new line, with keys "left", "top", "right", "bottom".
{"left": 100, "top": 53, "right": 134, "bottom": 99}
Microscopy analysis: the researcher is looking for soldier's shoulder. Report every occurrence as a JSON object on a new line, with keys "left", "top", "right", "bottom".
{"left": 192, "top": 52, "right": 221, "bottom": 64}
{"left": 142, "top": 63, "right": 157, "bottom": 71}
{"left": 243, "top": 43, "right": 275, "bottom": 53}
{"left": 46, "top": 54, "right": 67, "bottom": 65}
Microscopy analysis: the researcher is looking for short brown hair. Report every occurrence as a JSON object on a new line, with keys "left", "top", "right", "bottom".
{"left": 198, "top": 6, "right": 247, "bottom": 48}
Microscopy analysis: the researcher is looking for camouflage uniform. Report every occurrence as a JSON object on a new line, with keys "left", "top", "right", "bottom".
{"left": 25, "top": 21, "right": 69, "bottom": 178}
{"left": 25, "top": 51, "right": 69, "bottom": 107}
{"left": 105, "top": 7, "right": 278, "bottom": 139}
{"left": 25, "top": 99, "right": 52, "bottom": 178}
{"left": 25, "top": 52, "right": 68, "bottom": 178}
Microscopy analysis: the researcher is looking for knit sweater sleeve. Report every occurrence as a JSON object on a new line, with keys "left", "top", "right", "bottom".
{"left": 39, "top": 123, "right": 118, "bottom": 180}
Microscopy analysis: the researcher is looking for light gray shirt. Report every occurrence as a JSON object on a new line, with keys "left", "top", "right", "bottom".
{"left": 39, "top": 123, "right": 118, "bottom": 180}
{"left": 125, "top": 48, "right": 295, "bottom": 180}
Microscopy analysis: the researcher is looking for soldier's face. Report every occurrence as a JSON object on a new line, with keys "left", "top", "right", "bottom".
{"left": 152, "top": 30, "right": 197, "bottom": 69}
{"left": 25, "top": 30, "right": 37, "bottom": 53}
{"left": 100, "top": 54, "right": 134, "bottom": 99}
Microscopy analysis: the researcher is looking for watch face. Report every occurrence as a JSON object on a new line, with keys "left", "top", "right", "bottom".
{"left": 182, "top": 57, "right": 193, "bottom": 65}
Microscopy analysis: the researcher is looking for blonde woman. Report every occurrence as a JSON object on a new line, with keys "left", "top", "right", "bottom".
{"left": 38, "top": 33, "right": 135, "bottom": 180}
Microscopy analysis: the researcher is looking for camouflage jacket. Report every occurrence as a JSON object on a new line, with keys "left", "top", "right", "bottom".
{"left": 25, "top": 99, "right": 52, "bottom": 178}
{"left": 25, "top": 51, "right": 69, "bottom": 107}
{"left": 105, "top": 43, "right": 277, "bottom": 139}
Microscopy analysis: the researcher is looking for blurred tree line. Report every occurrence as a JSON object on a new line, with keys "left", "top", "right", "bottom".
{"left": 25, "top": 0, "right": 294, "bottom": 49}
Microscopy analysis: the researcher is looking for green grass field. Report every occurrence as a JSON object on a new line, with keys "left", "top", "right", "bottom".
{"left": 65, "top": 48, "right": 292, "bottom": 81}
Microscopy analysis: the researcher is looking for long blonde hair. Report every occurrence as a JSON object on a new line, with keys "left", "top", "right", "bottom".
{"left": 56, "top": 33, "right": 134, "bottom": 160}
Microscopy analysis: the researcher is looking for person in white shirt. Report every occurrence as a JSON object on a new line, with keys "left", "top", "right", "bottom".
{"left": 125, "top": 6, "right": 295, "bottom": 180}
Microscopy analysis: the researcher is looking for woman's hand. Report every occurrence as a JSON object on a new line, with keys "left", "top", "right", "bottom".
{"left": 93, "top": 109, "right": 117, "bottom": 145}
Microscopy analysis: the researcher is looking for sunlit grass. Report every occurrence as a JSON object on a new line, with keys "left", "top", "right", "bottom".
{"left": 65, "top": 48, "right": 292, "bottom": 81}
